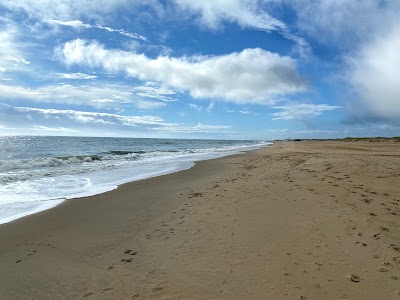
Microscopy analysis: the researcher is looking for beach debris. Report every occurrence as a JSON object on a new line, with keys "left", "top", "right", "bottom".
{"left": 16, "top": 259, "right": 22, "bottom": 263}
{"left": 390, "top": 276, "right": 398, "bottom": 280}
{"left": 125, "top": 249, "right": 133, "bottom": 254}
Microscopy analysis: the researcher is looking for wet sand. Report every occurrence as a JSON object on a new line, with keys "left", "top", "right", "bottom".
{"left": 0, "top": 140, "right": 399, "bottom": 299}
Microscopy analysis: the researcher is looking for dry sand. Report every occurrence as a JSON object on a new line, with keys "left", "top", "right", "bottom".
{"left": 0, "top": 140, "right": 399, "bottom": 299}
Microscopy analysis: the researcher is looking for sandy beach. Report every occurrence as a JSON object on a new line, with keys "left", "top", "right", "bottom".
{"left": 0, "top": 140, "right": 399, "bottom": 299}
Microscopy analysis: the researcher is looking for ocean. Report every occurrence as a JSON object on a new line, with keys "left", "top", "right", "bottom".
{"left": 0, "top": 136, "right": 270, "bottom": 224}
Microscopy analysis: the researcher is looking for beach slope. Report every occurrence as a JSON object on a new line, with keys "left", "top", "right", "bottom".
{"left": 0, "top": 141, "right": 399, "bottom": 299}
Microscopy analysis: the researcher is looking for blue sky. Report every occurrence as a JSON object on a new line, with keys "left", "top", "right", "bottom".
{"left": 0, "top": 0, "right": 400, "bottom": 140}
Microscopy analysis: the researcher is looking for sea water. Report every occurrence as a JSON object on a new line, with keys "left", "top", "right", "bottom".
{"left": 0, "top": 136, "right": 270, "bottom": 224}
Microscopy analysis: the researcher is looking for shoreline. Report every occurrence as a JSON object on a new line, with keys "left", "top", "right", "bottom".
{"left": 0, "top": 141, "right": 399, "bottom": 299}
{"left": 0, "top": 142, "right": 269, "bottom": 225}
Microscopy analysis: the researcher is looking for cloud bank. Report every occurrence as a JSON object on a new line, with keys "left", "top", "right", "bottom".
{"left": 288, "top": 0, "right": 400, "bottom": 46}
{"left": 347, "top": 25, "right": 400, "bottom": 122}
{"left": 0, "top": 104, "right": 232, "bottom": 136}
{"left": 0, "top": 83, "right": 165, "bottom": 110}
{"left": 271, "top": 103, "right": 342, "bottom": 120}
{"left": 0, "top": 23, "right": 31, "bottom": 76}
{"left": 59, "top": 39, "right": 306, "bottom": 104}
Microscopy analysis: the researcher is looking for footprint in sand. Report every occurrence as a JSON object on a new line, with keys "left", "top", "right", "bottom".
{"left": 378, "top": 268, "right": 388, "bottom": 272}
{"left": 373, "top": 233, "right": 382, "bottom": 240}
{"left": 152, "top": 286, "right": 164, "bottom": 293}
{"left": 349, "top": 274, "right": 360, "bottom": 282}
{"left": 379, "top": 226, "right": 390, "bottom": 232}
{"left": 390, "top": 245, "right": 400, "bottom": 252}
{"left": 125, "top": 250, "right": 138, "bottom": 256}
{"left": 82, "top": 292, "right": 93, "bottom": 298}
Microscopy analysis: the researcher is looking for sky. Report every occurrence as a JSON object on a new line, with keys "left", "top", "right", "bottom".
{"left": 0, "top": 0, "right": 400, "bottom": 140}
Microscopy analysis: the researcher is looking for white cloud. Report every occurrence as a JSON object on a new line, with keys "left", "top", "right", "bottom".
{"left": 271, "top": 103, "right": 342, "bottom": 120}
{"left": 0, "top": 104, "right": 231, "bottom": 136}
{"left": 280, "top": 0, "right": 400, "bottom": 124}
{"left": 59, "top": 39, "right": 306, "bottom": 104}
{"left": 133, "top": 84, "right": 178, "bottom": 102}
{"left": 173, "top": 0, "right": 285, "bottom": 32}
{"left": 173, "top": 0, "right": 310, "bottom": 56}
{"left": 188, "top": 104, "right": 203, "bottom": 111}
{"left": 50, "top": 19, "right": 146, "bottom": 41}
{"left": 206, "top": 102, "right": 214, "bottom": 112}
{"left": 2, "top": 0, "right": 132, "bottom": 22}
{"left": 0, "top": 83, "right": 165, "bottom": 110}
{"left": 32, "top": 126, "right": 81, "bottom": 133}
{"left": 0, "top": 23, "right": 31, "bottom": 76}
{"left": 50, "top": 20, "right": 91, "bottom": 29}
{"left": 0, "top": 83, "right": 129, "bottom": 103}
{"left": 56, "top": 72, "right": 97, "bottom": 80}
{"left": 154, "top": 122, "right": 232, "bottom": 134}
{"left": 3, "top": 105, "right": 165, "bottom": 126}
{"left": 347, "top": 24, "right": 400, "bottom": 122}
{"left": 135, "top": 100, "right": 166, "bottom": 110}
{"left": 288, "top": 0, "right": 400, "bottom": 46}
